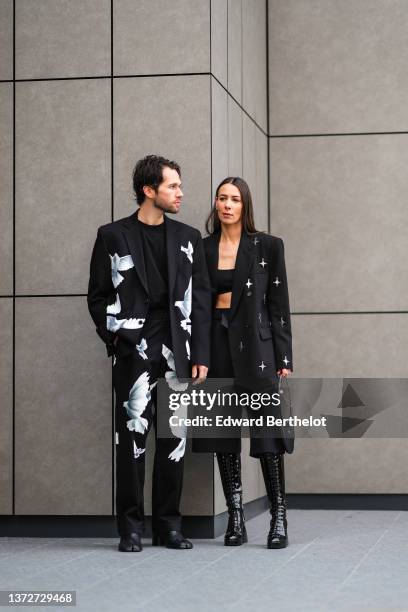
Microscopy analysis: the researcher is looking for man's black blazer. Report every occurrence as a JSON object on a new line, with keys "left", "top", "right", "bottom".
{"left": 204, "top": 230, "right": 293, "bottom": 382}
{"left": 87, "top": 210, "right": 211, "bottom": 378}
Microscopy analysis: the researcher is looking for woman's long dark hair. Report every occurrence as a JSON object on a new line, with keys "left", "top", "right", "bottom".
{"left": 205, "top": 176, "right": 258, "bottom": 235}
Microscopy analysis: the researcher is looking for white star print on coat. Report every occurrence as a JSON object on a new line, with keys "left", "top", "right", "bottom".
{"left": 180, "top": 241, "right": 194, "bottom": 263}
{"left": 110, "top": 253, "right": 134, "bottom": 288}
{"left": 136, "top": 338, "right": 148, "bottom": 360}
{"left": 175, "top": 277, "right": 192, "bottom": 335}
{"left": 107, "top": 316, "right": 145, "bottom": 333}
{"left": 123, "top": 371, "right": 151, "bottom": 434}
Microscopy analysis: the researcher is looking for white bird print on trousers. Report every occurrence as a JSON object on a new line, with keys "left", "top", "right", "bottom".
{"left": 107, "top": 316, "right": 145, "bottom": 333}
{"left": 161, "top": 344, "right": 188, "bottom": 462}
{"left": 180, "top": 241, "right": 194, "bottom": 263}
{"left": 136, "top": 338, "right": 148, "bottom": 360}
{"left": 175, "top": 277, "right": 192, "bottom": 335}
{"left": 106, "top": 293, "right": 121, "bottom": 315}
{"left": 133, "top": 440, "right": 146, "bottom": 459}
{"left": 110, "top": 253, "right": 134, "bottom": 288}
{"left": 168, "top": 438, "right": 186, "bottom": 462}
{"left": 123, "top": 371, "right": 151, "bottom": 434}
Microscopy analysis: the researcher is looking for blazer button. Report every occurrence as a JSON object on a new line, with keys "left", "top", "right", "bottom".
{"left": 246, "top": 291, "right": 252, "bottom": 296}
{"left": 144, "top": 299, "right": 149, "bottom": 304}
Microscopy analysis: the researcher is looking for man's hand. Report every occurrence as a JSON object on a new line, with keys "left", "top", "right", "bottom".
{"left": 277, "top": 368, "right": 291, "bottom": 378}
{"left": 191, "top": 364, "right": 208, "bottom": 385}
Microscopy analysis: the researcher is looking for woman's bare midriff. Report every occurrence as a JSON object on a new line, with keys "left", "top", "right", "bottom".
{"left": 215, "top": 291, "right": 232, "bottom": 309}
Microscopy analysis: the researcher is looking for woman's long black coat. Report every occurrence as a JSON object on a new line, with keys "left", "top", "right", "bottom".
{"left": 204, "top": 230, "right": 293, "bottom": 382}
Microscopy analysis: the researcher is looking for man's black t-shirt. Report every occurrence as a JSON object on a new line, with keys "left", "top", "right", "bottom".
{"left": 136, "top": 218, "right": 168, "bottom": 310}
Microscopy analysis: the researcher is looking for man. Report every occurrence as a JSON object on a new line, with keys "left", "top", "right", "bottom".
{"left": 87, "top": 155, "right": 211, "bottom": 552}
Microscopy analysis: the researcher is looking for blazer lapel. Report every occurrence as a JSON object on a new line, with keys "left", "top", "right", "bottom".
{"left": 164, "top": 214, "right": 182, "bottom": 296}
{"left": 229, "top": 231, "right": 256, "bottom": 321}
{"left": 120, "top": 211, "right": 149, "bottom": 295}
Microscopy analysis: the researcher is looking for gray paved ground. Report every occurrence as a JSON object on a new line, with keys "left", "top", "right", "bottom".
{"left": 1, "top": 510, "right": 407, "bottom": 612}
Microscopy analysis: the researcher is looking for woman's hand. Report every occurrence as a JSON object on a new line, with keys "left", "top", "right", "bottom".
{"left": 191, "top": 364, "right": 208, "bottom": 385}
{"left": 277, "top": 368, "right": 291, "bottom": 378}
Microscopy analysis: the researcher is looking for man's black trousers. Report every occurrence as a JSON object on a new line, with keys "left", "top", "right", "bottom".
{"left": 113, "top": 310, "right": 185, "bottom": 537}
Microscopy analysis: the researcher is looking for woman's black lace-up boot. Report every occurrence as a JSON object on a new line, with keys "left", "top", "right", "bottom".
{"left": 216, "top": 453, "right": 248, "bottom": 546}
{"left": 260, "top": 452, "right": 288, "bottom": 549}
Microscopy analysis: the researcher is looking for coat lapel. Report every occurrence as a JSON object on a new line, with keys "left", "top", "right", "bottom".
{"left": 205, "top": 232, "right": 220, "bottom": 290}
{"left": 120, "top": 211, "right": 148, "bottom": 295}
{"left": 229, "top": 231, "right": 256, "bottom": 321}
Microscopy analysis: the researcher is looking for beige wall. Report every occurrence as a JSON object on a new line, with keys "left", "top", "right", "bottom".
{"left": 2, "top": 0, "right": 405, "bottom": 521}
{"left": 268, "top": 0, "right": 408, "bottom": 493}
{"left": 1, "top": 0, "right": 269, "bottom": 518}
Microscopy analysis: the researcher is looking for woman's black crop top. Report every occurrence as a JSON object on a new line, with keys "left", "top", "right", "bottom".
{"left": 215, "top": 268, "right": 234, "bottom": 294}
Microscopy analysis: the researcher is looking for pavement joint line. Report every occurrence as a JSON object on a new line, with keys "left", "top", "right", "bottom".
{"left": 130, "top": 547, "right": 239, "bottom": 609}
{"left": 324, "top": 510, "right": 403, "bottom": 609}
{"left": 227, "top": 537, "right": 320, "bottom": 609}
{"left": 79, "top": 550, "right": 165, "bottom": 595}
{"left": 0, "top": 547, "right": 100, "bottom": 587}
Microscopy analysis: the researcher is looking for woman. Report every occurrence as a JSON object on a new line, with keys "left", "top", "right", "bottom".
{"left": 193, "top": 177, "right": 293, "bottom": 549}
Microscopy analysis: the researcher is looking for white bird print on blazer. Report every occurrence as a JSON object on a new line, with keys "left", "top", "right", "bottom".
{"left": 107, "top": 316, "right": 145, "bottom": 333}
{"left": 109, "top": 253, "right": 134, "bottom": 288}
{"left": 106, "top": 293, "right": 121, "bottom": 315}
{"left": 162, "top": 343, "right": 176, "bottom": 370}
{"left": 162, "top": 344, "right": 188, "bottom": 392}
{"left": 180, "top": 241, "right": 194, "bottom": 263}
{"left": 123, "top": 371, "right": 151, "bottom": 434}
{"left": 136, "top": 338, "right": 148, "bottom": 360}
{"left": 175, "top": 277, "right": 192, "bottom": 335}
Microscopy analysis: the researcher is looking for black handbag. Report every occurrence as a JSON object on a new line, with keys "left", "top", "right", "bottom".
{"left": 278, "top": 375, "right": 295, "bottom": 453}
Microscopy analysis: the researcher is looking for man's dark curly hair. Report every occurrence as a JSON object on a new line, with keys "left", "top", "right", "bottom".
{"left": 132, "top": 155, "right": 181, "bottom": 206}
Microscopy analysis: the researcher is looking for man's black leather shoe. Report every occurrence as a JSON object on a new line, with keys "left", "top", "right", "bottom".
{"left": 152, "top": 530, "right": 193, "bottom": 549}
{"left": 118, "top": 532, "right": 143, "bottom": 552}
